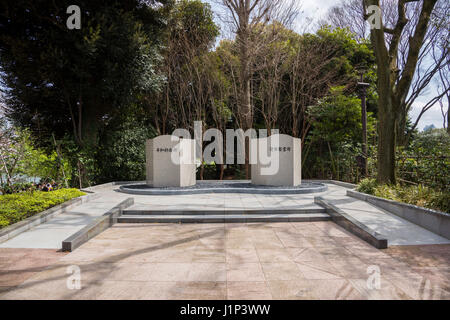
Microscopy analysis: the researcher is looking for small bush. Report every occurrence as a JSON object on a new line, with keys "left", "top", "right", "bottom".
{"left": 356, "top": 180, "right": 449, "bottom": 213}
{"left": 373, "top": 184, "right": 402, "bottom": 202}
{"left": 356, "top": 178, "right": 378, "bottom": 195}
{"left": 429, "top": 192, "right": 450, "bottom": 213}
{"left": 0, "top": 189, "right": 86, "bottom": 229}
{"left": 397, "top": 129, "right": 450, "bottom": 192}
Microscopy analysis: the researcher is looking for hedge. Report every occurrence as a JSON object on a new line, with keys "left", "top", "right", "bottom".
{"left": 357, "top": 178, "right": 449, "bottom": 213}
{"left": 0, "top": 189, "right": 86, "bottom": 228}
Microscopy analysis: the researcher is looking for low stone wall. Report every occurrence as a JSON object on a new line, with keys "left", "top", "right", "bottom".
{"left": 80, "top": 181, "right": 144, "bottom": 193}
{"left": 307, "top": 180, "right": 356, "bottom": 189}
{"left": 62, "top": 198, "right": 134, "bottom": 252}
{"left": 0, "top": 193, "right": 100, "bottom": 244}
{"left": 118, "top": 181, "right": 328, "bottom": 195}
{"left": 329, "top": 180, "right": 357, "bottom": 189}
{"left": 347, "top": 190, "right": 450, "bottom": 240}
{"left": 314, "top": 196, "right": 388, "bottom": 249}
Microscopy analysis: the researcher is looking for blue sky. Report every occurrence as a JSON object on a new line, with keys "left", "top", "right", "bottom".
{"left": 205, "top": 0, "right": 447, "bottom": 131}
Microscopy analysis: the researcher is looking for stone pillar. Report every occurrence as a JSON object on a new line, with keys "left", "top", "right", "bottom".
{"left": 146, "top": 135, "right": 196, "bottom": 187}
{"left": 251, "top": 134, "right": 301, "bottom": 186}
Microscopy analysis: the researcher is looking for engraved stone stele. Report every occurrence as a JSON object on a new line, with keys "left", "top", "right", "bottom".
{"left": 250, "top": 134, "right": 301, "bottom": 187}
{"left": 145, "top": 135, "right": 196, "bottom": 187}
{"left": 145, "top": 139, "right": 153, "bottom": 185}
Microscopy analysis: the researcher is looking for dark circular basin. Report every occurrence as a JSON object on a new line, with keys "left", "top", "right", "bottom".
{"left": 118, "top": 180, "right": 327, "bottom": 195}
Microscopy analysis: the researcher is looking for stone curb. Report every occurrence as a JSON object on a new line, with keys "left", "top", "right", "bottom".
{"left": 122, "top": 208, "right": 327, "bottom": 215}
{"left": 308, "top": 180, "right": 357, "bottom": 189}
{"left": 0, "top": 193, "right": 100, "bottom": 245}
{"left": 61, "top": 198, "right": 134, "bottom": 252}
{"left": 80, "top": 181, "right": 143, "bottom": 193}
{"left": 117, "top": 213, "right": 330, "bottom": 224}
{"left": 314, "top": 196, "right": 388, "bottom": 249}
{"left": 347, "top": 189, "right": 450, "bottom": 240}
{"left": 118, "top": 182, "right": 328, "bottom": 195}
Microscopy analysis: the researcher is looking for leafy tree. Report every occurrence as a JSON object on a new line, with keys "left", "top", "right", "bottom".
{"left": 397, "top": 128, "right": 450, "bottom": 191}
{"left": 305, "top": 87, "right": 376, "bottom": 181}
{"left": 0, "top": 0, "right": 168, "bottom": 144}
{"left": 95, "top": 105, "right": 157, "bottom": 182}
{"left": 363, "top": 0, "right": 439, "bottom": 183}
{"left": 309, "top": 87, "right": 375, "bottom": 143}
{"left": 279, "top": 27, "right": 376, "bottom": 141}
{"left": 0, "top": 126, "right": 70, "bottom": 188}
{"left": 147, "top": 0, "right": 219, "bottom": 134}
{"left": 0, "top": 0, "right": 170, "bottom": 186}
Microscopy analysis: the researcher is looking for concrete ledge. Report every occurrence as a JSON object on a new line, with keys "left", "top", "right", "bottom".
{"left": 314, "top": 196, "right": 388, "bottom": 249}
{"left": 117, "top": 213, "right": 331, "bottom": 224}
{"left": 122, "top": 208, "right": 327, "bottom": 215}
{"left": 329, "top": 180, "right": 357, "bottom": 189}
{"left": 82, "top": 179, "right": 353, "bottom": 193}
{"left": 0, "top": 193, "right": 100, "bottom": 245}
{"left": 347, "top": 189, "right": 450, "bottom": 240}
{"left": 80, "top": 181, "right": 144, "bottom": 193}
{"left": 308, "top": 180, "right": 356, "bottom": 189}
{"left": 62, "top": 198, "right": 134, "bottom": 252}
{"left": 118, "top": 182, "right": 327, "bottom": 195}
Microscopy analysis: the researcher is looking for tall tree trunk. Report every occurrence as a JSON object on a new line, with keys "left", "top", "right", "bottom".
{"left": 447, "top": 95, "right": 450, "bottom": 134}
{"left": 238, "top": 30, "right": 252, "bottom": 179}
{"left": 377, "top": 84, "right": 396, "bottom": 184}
{"left": 365, "top": 0, "right": 437, "bottom": 185}
{"left": 396, "top": 107, "right": 408, "bottom": 146}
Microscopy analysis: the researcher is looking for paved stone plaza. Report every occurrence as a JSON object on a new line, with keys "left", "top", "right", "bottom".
{"left": 0, "top": 182, "right": 449, "bottom": 300}
{"left": 1, "top": 221, "right": 449, "bottom": 299}
{"left": 2, "top": 182, "right": 447, "bottom": 249}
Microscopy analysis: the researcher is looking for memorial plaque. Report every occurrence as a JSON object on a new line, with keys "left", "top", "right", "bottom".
{"left": 146, "top": 135, "right": 196, "bottom": 187}
{"left": 251, "top": 134, "right": 301, "bottom": 186}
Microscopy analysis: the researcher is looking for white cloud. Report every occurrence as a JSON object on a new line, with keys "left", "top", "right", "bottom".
{"left": 300, "top": 0, "right": 337, "bottom": 17}
{"left": 409, "top": 101, "right": 447, "bottom": 131}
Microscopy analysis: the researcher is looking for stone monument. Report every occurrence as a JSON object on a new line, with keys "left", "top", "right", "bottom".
{"left": 250, "top": 134, "right": 301, "bottom": 186}
{"left": 146, "top": 135, "right": 196, "bottom": 187}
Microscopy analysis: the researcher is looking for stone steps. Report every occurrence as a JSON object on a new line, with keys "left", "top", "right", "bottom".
{"left": 117, "top": 213, "right": 330, "bottom": 223}
{"left": 121, "top": 208, "right": 327, "bottom": 216}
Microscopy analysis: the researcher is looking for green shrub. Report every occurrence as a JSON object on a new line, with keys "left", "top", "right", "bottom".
{"left": 356, "top": 180, "right": 449, "bottom": 213}
{"left": 356, "top": 178, "right": 378, "bottom": 195}
{"left": 0, "top": 189, "right": 86, "bottom": 229}
{"left": 0, "top": 216, "right": 9, "bottom": 228}
{"left": 373, "top": 184, "right": 404, "bottom": 202}
{"left": 197, "top": 161, "right": 220, "bottom": 180}
{"left": 397, "top": 129, "right": 450, "bottom": 192}
{"left": 94, "top": 105, "right": 157, "bottom": 184}
{"left": 429, "top": 191, "right": 450, "bottom": 213}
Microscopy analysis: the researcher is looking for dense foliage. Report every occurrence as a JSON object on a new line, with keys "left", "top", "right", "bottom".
{"left": 0, "top": 0, "right": 170, "bottom": 187}
{"left": 357, "top": 178, "right": 449, "bottom": 213}
{"left": 95, "top": 106, "right": 158, "bottom": 182}
{"left": 304, "top": 87, "right": 376, "bottom": 181}
{"left": 0, "top": 125, "right": 71, "bottom": 189}
{"left": 397, "top": 129, "right": 450, "bottom": 192}
{"left": 0, "top": 189, "right": 86, "bottom": 228}
{"left": 355, "top": 129, "right": 450, "bottom": 212}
